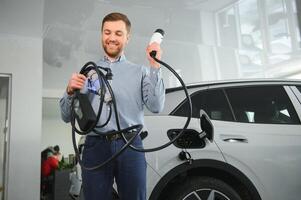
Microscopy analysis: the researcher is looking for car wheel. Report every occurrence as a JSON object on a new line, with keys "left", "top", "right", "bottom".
{"left": 167, "top": 176, "right": 241, "bottom": 200}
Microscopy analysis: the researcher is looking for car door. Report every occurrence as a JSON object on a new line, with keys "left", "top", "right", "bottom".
{"left": 212, "top": 84, "right": 301, "bottom": 200}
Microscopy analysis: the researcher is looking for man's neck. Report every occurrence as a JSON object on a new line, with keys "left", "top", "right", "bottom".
{"left": 105, "top": 54, "right": 123, "bottom": 62}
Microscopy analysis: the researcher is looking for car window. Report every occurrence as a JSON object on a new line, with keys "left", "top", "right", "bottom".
{"left": 226, "top": 86, "right": 300, "bottom": 124}
{"left": 171, "top": 89, "right": 234, "bottom": 121}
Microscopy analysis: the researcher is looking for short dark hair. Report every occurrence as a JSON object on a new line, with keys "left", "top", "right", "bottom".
{"left": 53, "top": 145, "right": 60, "bottom": 153}
{"left": 101, "top": 12, "right": 131, "bottom": 33}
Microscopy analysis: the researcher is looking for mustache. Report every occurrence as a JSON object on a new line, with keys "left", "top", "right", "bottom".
{"left": 106, "top": 40, "right": 119, "bottom": 45}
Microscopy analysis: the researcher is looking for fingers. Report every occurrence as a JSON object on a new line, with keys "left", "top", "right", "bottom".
{"left": 146, "top": 42, "right": 162, "bottom": 68}
{"left": 71, "top": 73, "right": 86, "bottom": 87}
{"left": 67, "top": 73, "right": 87, "bottom": 95}
{"left": 147, "top": 42, "right": 162, "bottom": 59}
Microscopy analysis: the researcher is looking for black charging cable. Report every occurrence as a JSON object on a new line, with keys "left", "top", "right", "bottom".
{"left": 70, "top": 54, "right": 192, "bottom": 170}
{"left": 121, "top": 53, "right": 192, "bottom": 152}
{"left": 70, "top": 62, "right": 142, "bottom": 170}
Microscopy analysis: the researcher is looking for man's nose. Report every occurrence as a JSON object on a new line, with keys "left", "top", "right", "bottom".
{"left": 108, "top": 34, "right": 117, "bottom": 41}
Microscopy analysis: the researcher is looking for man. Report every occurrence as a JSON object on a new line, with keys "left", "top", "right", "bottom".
{"left": 60, "top": 12, "right": 165, "bottom": 200}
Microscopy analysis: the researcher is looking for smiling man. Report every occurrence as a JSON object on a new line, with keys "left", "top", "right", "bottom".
{"left": 60, "top": 12, "right": 165, "bottom": 200}
{"left": 102, "top": 20, "right": 128, "bottom": 60}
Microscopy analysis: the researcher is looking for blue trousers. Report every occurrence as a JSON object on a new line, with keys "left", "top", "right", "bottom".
{"left": 82, "top": 136, "right": 146, "bottom": 200}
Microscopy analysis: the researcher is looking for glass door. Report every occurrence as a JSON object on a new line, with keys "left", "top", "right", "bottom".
{"left": 0, "top": 75, "right": 11, "bottom": 200}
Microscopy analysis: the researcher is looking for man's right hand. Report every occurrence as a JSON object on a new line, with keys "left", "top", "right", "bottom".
{"left": 66, "top": 73, "right": 87, "bottom": 95}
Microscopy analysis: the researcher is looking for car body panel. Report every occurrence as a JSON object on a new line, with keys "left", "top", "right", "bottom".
{"left": 144, "top": 116, "right": 225, "bottom": 173}
{"left": 212, "top": 120, "right": 301, "bottom": 200}
{"left": 144, "top": 116, "right": 225, "bottom": 199}
{"left": 145, "top": 79, "right": 301, "bottom": 200}
{"left": 146, "top": 163, "right": 161, "bottom": 198}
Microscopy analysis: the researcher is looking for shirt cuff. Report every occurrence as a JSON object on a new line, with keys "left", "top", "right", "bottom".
{"left": 63, "top": 92, "right": 73, "bottom": 105}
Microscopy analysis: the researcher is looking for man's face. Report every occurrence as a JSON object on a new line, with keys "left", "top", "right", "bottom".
{"left": 101, "top": 20, "right": 129, "bottom": 59}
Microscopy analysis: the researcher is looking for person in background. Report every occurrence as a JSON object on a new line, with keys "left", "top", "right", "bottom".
{"left": 41, "top": 146, "right": 60, "bottom": 199}
{"left": 41, "top": 146, "right": 60, "bottom": 177}
{"left": 53, "top": 145, "right": 62, "bottom": 161}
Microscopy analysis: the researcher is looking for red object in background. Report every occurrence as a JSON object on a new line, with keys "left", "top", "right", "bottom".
{"left": 41, "top": 156, "right": 59, "bottom": 177}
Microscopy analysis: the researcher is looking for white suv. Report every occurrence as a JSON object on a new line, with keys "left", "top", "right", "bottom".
{"left": 70, "top": 79, "right": 301, "bottom": 200}
{"left": 143, "top": 79, "right": 301, "bottom": 200}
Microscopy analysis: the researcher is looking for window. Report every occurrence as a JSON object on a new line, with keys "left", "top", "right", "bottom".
{"left": 171, "top": 89, "right": 234, "bottom": 121}
{"left": 238, "top": 0, "right": 264, "bottom": 76}
{"left": 217, "top": 6, "right": 238, "bottom": 48}
{"left": 266, "top": 0, "right": 293, "bottom": 64}
{"left": 226, "top": 85, "right": 300, "bottom": 124}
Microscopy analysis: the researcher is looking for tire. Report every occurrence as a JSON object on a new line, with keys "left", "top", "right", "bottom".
{"left": 167, "top": 176, "right": 242, "bottom": 200}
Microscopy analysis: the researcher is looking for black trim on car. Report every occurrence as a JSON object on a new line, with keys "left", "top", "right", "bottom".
{"left": 222, "top": 88, "right": 237, "bottom": 121}
{"left": 149, "top": 159, "right": 261, "bottom": 200}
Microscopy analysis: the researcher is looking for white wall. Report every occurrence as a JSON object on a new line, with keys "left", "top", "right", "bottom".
{"left": 42, "top": 118, "right": 76, "bottom": 157}
{"left": 0, "top": 0, "right": 43, "bottom": 198}
{"left": 41, "top": 96, "right": 82, "bottom": 159}
{"left": 0, "top": 35, "right": 42, "bottom": 200}
{"left": 0, "top": 98, "right": 6, "bottom": 197}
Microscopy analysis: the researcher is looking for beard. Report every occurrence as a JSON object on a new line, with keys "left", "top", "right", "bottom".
{"left": 103, "top": 41, "right": 123, "bottom": 59}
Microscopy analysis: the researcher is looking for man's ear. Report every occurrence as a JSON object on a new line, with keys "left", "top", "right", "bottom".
{"left": 126, "top": 34, "right": 130, "bottom": 44}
